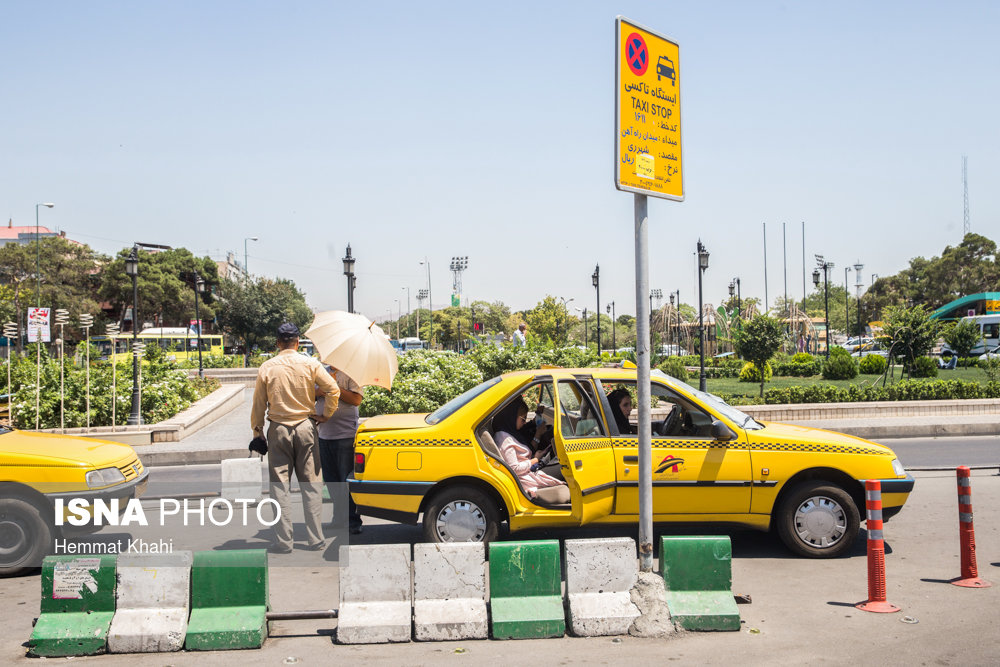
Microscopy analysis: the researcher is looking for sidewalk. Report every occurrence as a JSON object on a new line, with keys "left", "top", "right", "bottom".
{"left": 128, "top": 388, "right": 1000, "bottom": 467}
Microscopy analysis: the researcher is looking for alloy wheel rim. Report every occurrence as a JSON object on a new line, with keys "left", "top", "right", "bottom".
{"left": 793, "top": 495, "right": 847, "bottom": 549}
{"left": 436, "top": 500, "right": 486, "bottom": 542}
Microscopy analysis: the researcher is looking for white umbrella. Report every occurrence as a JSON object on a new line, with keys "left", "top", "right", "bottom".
{"left": 304, "top": 311, "right": 398, "bottom": 389}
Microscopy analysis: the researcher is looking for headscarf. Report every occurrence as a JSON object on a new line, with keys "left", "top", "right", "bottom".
{"left": 607, "top": 388, "right": 632, "bottom": 434}
{"left": 493, "top": 397, "right": 528, "bottom": 442}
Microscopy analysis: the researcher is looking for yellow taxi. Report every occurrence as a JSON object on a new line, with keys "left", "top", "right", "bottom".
{"left": 350, "top": 367, "right": 913, "bottom": 558}
{"left": 0, "top": 426, "right": 148, "bottom": 575}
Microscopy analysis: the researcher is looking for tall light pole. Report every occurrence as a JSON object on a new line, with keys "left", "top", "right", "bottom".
{"left": 558, "top": 297, "right": 573, "bottom": 344}
{"left": 402, "top": 287, "right": 411, "bottom": 336}
{"left": 193, "top": 271, "right": 206, "bottom": 378}
{"left": 35, "top": 203, "right": 55, "bottom": 306}
{"left": 673, "top": 289, "right": 681, "bottom": 354}
{"left": 813, "top": 256, "right": 834, "bottom": 359}
{"left": 592, "top": 265, "right": 600, "bottom": 352}
{"left": 729, "top": 277, "right": 741, "bottom": 326}
{"left": 854, "top": 260, "right": 864, "bottom": 338}
{"left": 417, "top": 288, "right": 428, "bottom": 341}
{"left": 243, "top": 236, "right": 258, "bottom": 281}
{"left": 668, "top": 292, "right": 675, "bottom": 353}
{"left": 125, "top": 247, "right": 142, "bottom": 425}
{"left": 697, "top": 240, "right": 710, "bottom": 391}
{"left": 575, "top": 307, "right": 588, "bottom": 347}
{"left": 844, "top": 267, "right": 850, "bottom": 343}
{"left": 420, "top": 258, "right": 434, "bottom": 347}
{"left": 342, "top": 245, "right": 356, "bottom": 313}
{"left": 607, "top": 301, "right": 616, "bottom": 350}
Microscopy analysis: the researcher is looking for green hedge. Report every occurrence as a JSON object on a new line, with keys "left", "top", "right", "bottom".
{"left": 721, "top": 379, "right": 1000, "bottom": 406}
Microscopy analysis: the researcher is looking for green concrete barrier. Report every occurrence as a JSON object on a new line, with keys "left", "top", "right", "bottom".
{"left": 488, "top": 540, "right": 565, "bottom": 639}
{"left": 28, "top": 554, "right": 118, "bottom": 657}
{"left": 660, "top": 536, "right": 740, "bottom": 631}
{"left": 185, "top": 549, "right": 269, "bottom": 650}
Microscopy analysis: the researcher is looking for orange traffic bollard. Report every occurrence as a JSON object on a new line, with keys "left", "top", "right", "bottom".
{"left": 952, "top": 466, "right": 991, "bottom": 588}
{"left": 856, "top": 480, "right": 900, "bottom": 613}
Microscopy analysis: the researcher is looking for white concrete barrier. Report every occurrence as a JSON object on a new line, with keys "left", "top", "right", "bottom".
{"left": 108, "top": 551, "right": 193, "bottom": 653}
{"left": 413, "top": 543, "right": 488, "bottom": 641}
{"left": 564, "top": 537, "right": 641, "bottom": 636}
{"left": 221, "top": 457, "right": 263, "bottom": 501}
{"left": 337, "top": 544, "right": 412, "bottom": 644}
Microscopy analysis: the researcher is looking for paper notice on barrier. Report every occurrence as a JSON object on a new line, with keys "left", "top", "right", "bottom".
{"left": 52, "top": 558, "right": 101, "bottom": 599}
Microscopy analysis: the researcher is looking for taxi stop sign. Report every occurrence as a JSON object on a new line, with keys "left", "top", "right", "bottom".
{"left": 614, "top": 16, "right": 683, "bottom": 573}
{"left": 615, "top": 16, "right": 683, "bottom": 201}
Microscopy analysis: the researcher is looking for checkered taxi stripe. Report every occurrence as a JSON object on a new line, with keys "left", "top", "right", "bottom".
{"left": 563, "top": 439, "right": 610, "bottom": 453}
{"left": 363, "top": 438, "right": 472, "bottom": 448}
{"left": 751, "top": 441, "right": 882, "bottom": 455}
{"left": 614, "top": 438, "right": 882, "bottom": 456}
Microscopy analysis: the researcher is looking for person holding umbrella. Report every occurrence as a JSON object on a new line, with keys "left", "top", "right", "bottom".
{"left": 251, "top": 322, "right": 340, "bottom": 554}
{"left": 316, "top": 365, "right": 364, "bottom": 534}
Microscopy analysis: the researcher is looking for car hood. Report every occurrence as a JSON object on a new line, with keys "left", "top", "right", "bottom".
{"left": 0, "top": 430, "right": 139, "bottom": 468}
{"left": 756, "top": 420, "right": 895, "bottom": 456}
{"left": 358, "top": 413, "right": 432, "bottom": 433}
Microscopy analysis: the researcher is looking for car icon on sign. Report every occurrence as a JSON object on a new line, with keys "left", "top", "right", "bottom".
{"left": 657, "top": 55, "right": 676, "bottom": 85}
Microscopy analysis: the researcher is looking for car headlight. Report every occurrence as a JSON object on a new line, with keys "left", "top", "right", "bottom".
{"left": 86, "top": 467, "right": 126, "bottom": 488}
{"left": 891, "top": 458, "right": 906, "bottom": 477}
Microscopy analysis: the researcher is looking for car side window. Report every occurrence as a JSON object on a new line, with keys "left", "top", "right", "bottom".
{"left": 557, "top": 381, "right": 605, "bottom": 438}
{"left": 652, "top": 383, "right": 713, "bottom": 439}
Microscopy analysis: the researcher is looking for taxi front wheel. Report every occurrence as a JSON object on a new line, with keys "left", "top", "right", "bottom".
{"left": 0, "top": 497, "right": 53, "bottom": 577}
{"left": 776, "top": 481, "right": 860, "bottom": 558}
{"left": 423, "top": 486, "right": 500, "bottom": 544}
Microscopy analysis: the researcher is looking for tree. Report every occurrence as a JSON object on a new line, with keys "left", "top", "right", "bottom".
{"left": 733, "top": 315, "right": 786, "bottom": 397}
{"left": 215, "top": 277, "right": 312, "bottom": 356}
{"left": 98, "top": 246, "right": 219, "bottom": 331}
{"left": 878, "top": 304, "right": 941, "bottom": 376}
{"left": 942, "top": 319, "right": 983, "bottom": 358}
{"left": 526, "top": 296, "right": 568, "bottom": 344}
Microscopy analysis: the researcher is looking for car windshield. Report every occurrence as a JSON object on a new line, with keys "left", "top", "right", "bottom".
{"left": 425, "top": 376, "right": 502, "bottom": 425}
{"left": 652, "top": 369, "right": 763, "bottom": 430}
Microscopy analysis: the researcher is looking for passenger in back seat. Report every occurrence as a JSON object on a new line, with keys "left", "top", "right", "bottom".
{"left": 494, "top": 398, "right": 567, "bottom": 499}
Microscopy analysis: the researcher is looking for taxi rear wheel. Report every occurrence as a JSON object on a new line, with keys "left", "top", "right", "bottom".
{"left": 423, "top": 486, "right": 500, "bottom": 544}
{"left": 776, "top": 481, "right": 860, "bottom": 558}
{"left": 0, "top": 497, "right": 53, "bottom": 577}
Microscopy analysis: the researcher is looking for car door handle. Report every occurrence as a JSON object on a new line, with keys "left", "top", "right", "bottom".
{"left": 623, "top": 456, "right": 639, "bottom": 464}
{"left": 574, "top": 460, "right": 583, "bottom": 469}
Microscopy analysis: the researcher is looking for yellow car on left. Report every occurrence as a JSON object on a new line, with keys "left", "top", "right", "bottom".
{"left": 0, "top": 425, "right": 148, "bottom": 576}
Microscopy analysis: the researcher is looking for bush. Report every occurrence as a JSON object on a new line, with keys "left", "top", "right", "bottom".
{"left": 360, "top": 350, "right": 483, "bottom": 417}
{"left": 760, "top": 379, "right": 1000, "bottom": 405}
{"left": 910, "top": 356, "right": 938, "bottom": 378}
{"left": 739, "top": 361, "right": 772, "bottom": 383}
{"left": 980, "top": 357, "right": 1000, "bottom": 383}
{"left": 859, "top": 354, "right": 888, "bottom": 375}
{"left": 822, "top": 349, "right": 858, "bottom": 380}
{"left": 791, "top": 352, "right": 814, "bottom": 363}
{"left": 772, "top": 358, "right": 821, "bottom": 377}
{"left": 658, "top": 357, "right": 689, "bottom": 381}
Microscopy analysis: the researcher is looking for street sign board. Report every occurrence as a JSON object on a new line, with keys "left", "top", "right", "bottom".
{"left": 27, "top": 308, "right": 51, "bottom": 343}
{"left": 614, "top": 16, "right": 683, "bottom": 201}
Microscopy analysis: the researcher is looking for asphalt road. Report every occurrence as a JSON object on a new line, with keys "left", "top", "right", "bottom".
{"left": 877, "top": 435, "right": 1000, "bottom": 468}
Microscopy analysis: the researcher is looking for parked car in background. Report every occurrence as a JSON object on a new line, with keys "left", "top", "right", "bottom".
{"left": 941, "top": 314, "right": 1000, "bottom": 357}
{"left": 839, "top": 337, "right": 874, "bottom": 353}
{"left": 658, "top": 344, "right": 688, "bottom": 356}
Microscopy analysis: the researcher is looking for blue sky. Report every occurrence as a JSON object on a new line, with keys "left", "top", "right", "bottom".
{"left": 4, "top": 1, "right": 998, "bottom": 322}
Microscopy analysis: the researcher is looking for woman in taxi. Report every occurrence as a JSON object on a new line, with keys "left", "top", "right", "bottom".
{"left": 607, "top": 387, "right": 635, "bottom": 435}
{"left": 494, "top": 398, "right": 566, "bottom": 499}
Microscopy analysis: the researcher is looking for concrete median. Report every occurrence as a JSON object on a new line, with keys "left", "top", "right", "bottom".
{"left": 413, "top": 542, "right": 488, "bottom": 641}
{"left": 336, "top": 544, "right": 412, "bottom": 644}
{"left": 185, "top": 549, "right": 269, "bottom": 651}
{"left": 108, "top": 551, "right": 193, "bottom": 653}
{"left": 564, "top": 537, "right": 641, "bottom": 636}
{"left": 488, "top": 540, "right": 565, "bottom": 640}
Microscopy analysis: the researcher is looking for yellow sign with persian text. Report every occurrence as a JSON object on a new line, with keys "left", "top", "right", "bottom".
{"left": 614, "top": 16, "right": 683, "bottom": 201}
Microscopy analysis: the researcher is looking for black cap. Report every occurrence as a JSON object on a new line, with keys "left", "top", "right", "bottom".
{"left": 277, "top": 322, "right": 300, "bottom": 340}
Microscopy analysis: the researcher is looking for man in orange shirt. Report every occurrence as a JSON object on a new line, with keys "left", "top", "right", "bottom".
{"left": 251, "top": 322, "right": 340, "bottom": 553}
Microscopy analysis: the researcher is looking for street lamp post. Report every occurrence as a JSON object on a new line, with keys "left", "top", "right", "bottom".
{"left": 844, "top": 267, "right": 850, "bottom": 344}
{"left": 668, "top": 293, "right": 675, "bottom": 353}
{"left": 420, "top": 258, "right": 433, "bottom": 347}
{"left": 697, "top": 241, "right": 710, "bottom": 391}
{"left": 576, "top": 307, "right": 588, "bottom": 347}
{"left": 193, "top": 272, "right": 206, "bottom": 378}
{"left": 244, "top": 236, "right": 258, "bottom": 281}
{"left": 558, "top": 297, "right": 573, "bottom": 344}
{"left": 854, "top": 261, "right": 864, "bottom": 338}
{"left": 125, "top": 247, "right": 142, "bottom": 425}
{"left": 592, "top": 265, "right": 601, "bottom": 353}
{"left": 673, "top": 289, "right": 681, "bottom": 354}
{"left": 342, "top": 245, "right": 356, "bottom": 313}
{"left": 417, "top": 289, "right": 428, "bottom": 341}
{"left": 402, "top": 287, "right": 411, "bottom": 337}
{"left": 813, "top": 256, "right": 834, "bottom": 359}
{"left": 729, "top": 277, "right": 742, "bottom": 326}
{"left": 607, "top": 301, "right": 616, "bottom": 350}
{"left": 35, "top": 203, "right": 55, "bottom": 307}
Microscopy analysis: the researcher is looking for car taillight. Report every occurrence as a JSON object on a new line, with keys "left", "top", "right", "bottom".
{"left": 354, "top": 452, "right": 365, "bottom": 474}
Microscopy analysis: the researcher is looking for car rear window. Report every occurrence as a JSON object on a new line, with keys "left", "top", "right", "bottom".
{"left": 425, "top": 376, "right": 502, "bottom": 425}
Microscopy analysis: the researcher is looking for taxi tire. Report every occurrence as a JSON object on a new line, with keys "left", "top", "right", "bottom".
{"left": 0, "top": 496, "right": 53, "bottom": 577}
{"left": 775, "top": 481, "right": 860, "bottom": 559}
{"left": 422, "top": 486, "right": 500, "bottom": 544}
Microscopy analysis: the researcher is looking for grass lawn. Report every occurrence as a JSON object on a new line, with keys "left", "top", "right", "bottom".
{"left": 704, "top": 366, "right": 990, "bottom": 400}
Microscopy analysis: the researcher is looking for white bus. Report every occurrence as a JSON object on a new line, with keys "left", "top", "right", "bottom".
{"left": 397, "top": 337, "right": 426, "bottom": 352}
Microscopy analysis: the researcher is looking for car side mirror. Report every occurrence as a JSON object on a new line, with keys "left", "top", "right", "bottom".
{"left": 711, "top": 420, "right": 736, "bottom": 442}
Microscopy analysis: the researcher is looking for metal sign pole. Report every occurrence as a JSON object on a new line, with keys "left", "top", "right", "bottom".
{"left": 634, "top": 193, "right": 654, "bottom": 571}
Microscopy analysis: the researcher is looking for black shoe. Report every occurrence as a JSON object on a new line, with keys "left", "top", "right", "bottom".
{"left": 301, "top": 541, "right": 327, "bottom": 551}
{"left": 267, "top": 544, "right": 293, "bottom": 554}
{"left": 349, "top": 525, "right": 363, "bottom": 535}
